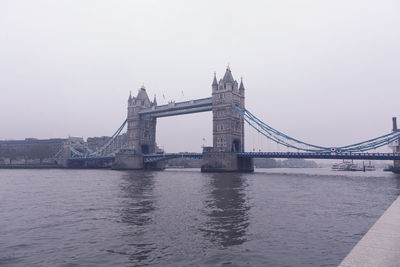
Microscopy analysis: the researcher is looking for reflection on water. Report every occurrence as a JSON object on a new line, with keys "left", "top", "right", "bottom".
{"left": 201, "top": 173, "right": 250, "bottom": 247}
{"left": 1, "top": 169, "right": 399, "bottom": 266}
{"left": 119, "top": 171, "right": 157, "bottom": 265}
{"left": 120, "top": 171, "right": 155, "bottom": 226}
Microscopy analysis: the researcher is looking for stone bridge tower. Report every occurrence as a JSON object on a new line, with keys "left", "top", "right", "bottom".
{"left": 212, "top": 66, "right": 245, "bottom": 152}
{"left": 126, "top": 85, "right": 157, "bottom": 154}
{"left": 201, "top": 67, "right": 253, "bottom": 172}
{"left": 113, "top": 85, "right": 161, "bottom": 170}
{"left": 392, "top": 117, "right": 400, "bottom": 172}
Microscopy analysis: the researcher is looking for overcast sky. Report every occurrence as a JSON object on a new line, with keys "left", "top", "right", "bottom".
{"left": 1, "top": 0, "right": 399, "bottom": 152}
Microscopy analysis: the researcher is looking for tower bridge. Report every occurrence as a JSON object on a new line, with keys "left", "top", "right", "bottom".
{"left": 112, "top": 66, "right": 252, "bottom": 171}
{"left": 66, "top": 66, "right": 400, "bottom": 172}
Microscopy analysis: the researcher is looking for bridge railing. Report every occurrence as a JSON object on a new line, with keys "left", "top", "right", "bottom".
{"left": 138, "top": 97, "right": 212, "bottom": 116}
{"left": 143, "top": 153, "right": 203, "bottom": 163}
{"left": 238, "top": 152, "right": 400, "bottom": 160}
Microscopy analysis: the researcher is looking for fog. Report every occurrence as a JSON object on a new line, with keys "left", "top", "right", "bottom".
{"left": 1, "top": 0, "right": 399, "bottom": 152}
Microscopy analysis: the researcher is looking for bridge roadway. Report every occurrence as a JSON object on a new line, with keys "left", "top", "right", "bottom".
{"left": 237, "top": 152, "right": 400, "bottom": 160}
{"left": 143, "top": 152, "right": 400, "bottom": 163}
{"left": 69, "top": 152, "right": 400, "bottom": 164}
{"left": 143, "top": 153, "right": 202, "bottom": 163}
{"left": 138, "top": 97, "right": 212, "bottom": 118}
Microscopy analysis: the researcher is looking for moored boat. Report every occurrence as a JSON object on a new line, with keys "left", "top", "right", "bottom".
{"left": 331, "top": 161, "right": 375, "bottom": 171}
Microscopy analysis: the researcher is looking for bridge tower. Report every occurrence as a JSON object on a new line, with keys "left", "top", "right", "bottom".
{"left": 126, "top": 85, "right": 157, "bottom": 154}
{"left": 212, "top": 66, "right": 245, "bottom": 152}
{"left": 113, "top": 85, "right": 163, "bottom": 170}
{"left": 201, "top": 67, "right": 253, "bottom": 172}
{"left": 392, "top": 117, "right": 400, "bottom": 172}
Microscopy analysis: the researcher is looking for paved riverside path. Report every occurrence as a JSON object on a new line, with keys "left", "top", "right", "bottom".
{"left": 339, "top": 196, "right": 400, "bottom": 267}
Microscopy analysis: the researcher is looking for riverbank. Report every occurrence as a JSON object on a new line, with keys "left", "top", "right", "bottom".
{"left": 0, "top": 164, "right": 61, "bottom": 169}
{"left": 339, "top": 196, "right": 400, "bottom": 266}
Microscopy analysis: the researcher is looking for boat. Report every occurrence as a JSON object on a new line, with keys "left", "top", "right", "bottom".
{"left": 347, "top": 163, "right": 363, "bottom": 171}
{"left": 331, "top": 160, "right": 375, "bottom": 171}
{"left": 331, "top": 161, "right": 355, "bottom": 171}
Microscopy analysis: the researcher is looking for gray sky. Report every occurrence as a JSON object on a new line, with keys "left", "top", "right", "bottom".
{"left": 1, "top": 0, "right": 399, "bottom": 153}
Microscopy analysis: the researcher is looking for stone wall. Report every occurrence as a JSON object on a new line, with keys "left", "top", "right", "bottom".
{"left": 202, "top": 151, "right": 253, "bottom": 172}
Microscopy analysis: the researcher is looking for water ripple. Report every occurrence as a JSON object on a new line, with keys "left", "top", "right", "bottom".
{"left": 0, "top": 168, "right": 399, "bottom": 266}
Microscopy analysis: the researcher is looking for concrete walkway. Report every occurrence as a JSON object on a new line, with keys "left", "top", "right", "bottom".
{"left": 339, "top": 196, "right": 400, "bottom": 267}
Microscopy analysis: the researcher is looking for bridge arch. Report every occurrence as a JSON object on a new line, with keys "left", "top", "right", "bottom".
{"left": 232, "top": 139, "right": 241, "bottom": 152}
{"left": 231, "top": 139, "right": 242, "bottom": 152}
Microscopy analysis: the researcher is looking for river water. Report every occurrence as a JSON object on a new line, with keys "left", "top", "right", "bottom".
{"left": 0, "top": 168, "right": 399, "bottom": 266}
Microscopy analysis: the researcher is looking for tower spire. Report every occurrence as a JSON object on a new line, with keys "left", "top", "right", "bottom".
{"left": 212, "top": 72, "right": 218, "bottom": 86}
{"left": 239, "top": 77, "right": 245, "bottom": 90}
{"left": 153, "top": 94, "right": 157, "bottom": 106}
{"left": 222, "top": 65, "right": 234, "bottom": 83}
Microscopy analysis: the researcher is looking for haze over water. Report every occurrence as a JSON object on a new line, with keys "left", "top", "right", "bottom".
{"left": 1, "top": 1, "right": 399, "bottom": 153}
{"left": 1, "top": 168, "right": 399, "bottom": 266}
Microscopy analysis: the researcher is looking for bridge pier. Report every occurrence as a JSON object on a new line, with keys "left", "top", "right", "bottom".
{"left": 112, "top": 153, "right": 165, "bottom": 170}
{"left": 201, "top": 151, "right": 253, "bottom": 173}
{"left": 144, "top": 161, "right": 165, "bottom": 171}
{"left": 112, "top": 153, "right": 143, "bottom": 170}
{"left": 68, "top": 157, "right": 114, "bottom": 169}
{"left": 391, "top": 117, "right": 400, "bottom": 173}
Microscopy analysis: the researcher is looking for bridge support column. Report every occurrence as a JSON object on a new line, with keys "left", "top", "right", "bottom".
{"left": 201, "top": 151, "right": 253, "bottom": 172}
{"left": 391, "top": 117, "right": 400, "bottom": 173}
{"left": 58, "top": 145, "right": 71, "bottom": 168}
{"left": 113, "top": 85, "right": 161, "bottom": 170}
{"left": 112, "top": 154, "right": 166, "bottom": 170}
{"left": 201, "top": 67, "right": 253, "bottom": 172}
{"left": 112, "top": 154, "right": 144, "bottom": 170}
{"left": 144, "top": 161, "right": 165, "bottom": 170}
{"left": 394, "top": 160, "right": 400, "bottom": 173}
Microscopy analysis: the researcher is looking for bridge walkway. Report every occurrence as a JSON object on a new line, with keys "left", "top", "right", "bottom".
{"left": 238, "top": 152, "right": 400, "bottom": 160}
{"left": 69, "top": 152, "right": 400, "bottom": 163}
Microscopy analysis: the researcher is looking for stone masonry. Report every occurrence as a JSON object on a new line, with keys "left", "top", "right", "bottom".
{"left": 392, "top": 117, "right": 400, "bottom": 170}
{"left": 113, "top": 85, "right": 162, "bottom": 170}
{"left": 126, "top": 85, "right": 157, "bottom": 154}
{"left": 212, "top": 66, "right": 245, "bottom": 153}
{"left": 201, "top": 67, "right": 254, "bottom": 172}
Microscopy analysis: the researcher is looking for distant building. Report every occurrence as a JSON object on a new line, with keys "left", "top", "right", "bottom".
{"left": 0, "top": 138, "right": 69, "bottom": 164}
{"left": 87, "top": 133, "right": 127, "bottom": 155}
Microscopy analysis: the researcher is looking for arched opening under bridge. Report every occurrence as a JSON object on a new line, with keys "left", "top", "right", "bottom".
{"left": 232, "top": 139, "right": 241, "bottom": 152}
{"left": 141, "top": 144, "right": 150, "bottom": 154}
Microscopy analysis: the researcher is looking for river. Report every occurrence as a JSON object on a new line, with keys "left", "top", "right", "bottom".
{"left": 0, "top": 168, "right": 399, "bottom": 266}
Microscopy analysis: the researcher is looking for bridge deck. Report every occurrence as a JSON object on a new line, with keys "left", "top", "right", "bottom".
{"left": 69, "top": 152, "right": 400, "bottom": 163}
{"left": 238, "top": 152, "right": 400, "bottom": 160}
{"left": 138, "top": 97, "right": 212, "bottom": 118}
{"left": 69, "top": 156, "right": 115, "bottom": 161}
{"left": 143, "top": 153, "right": 202, "bottom": 163}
